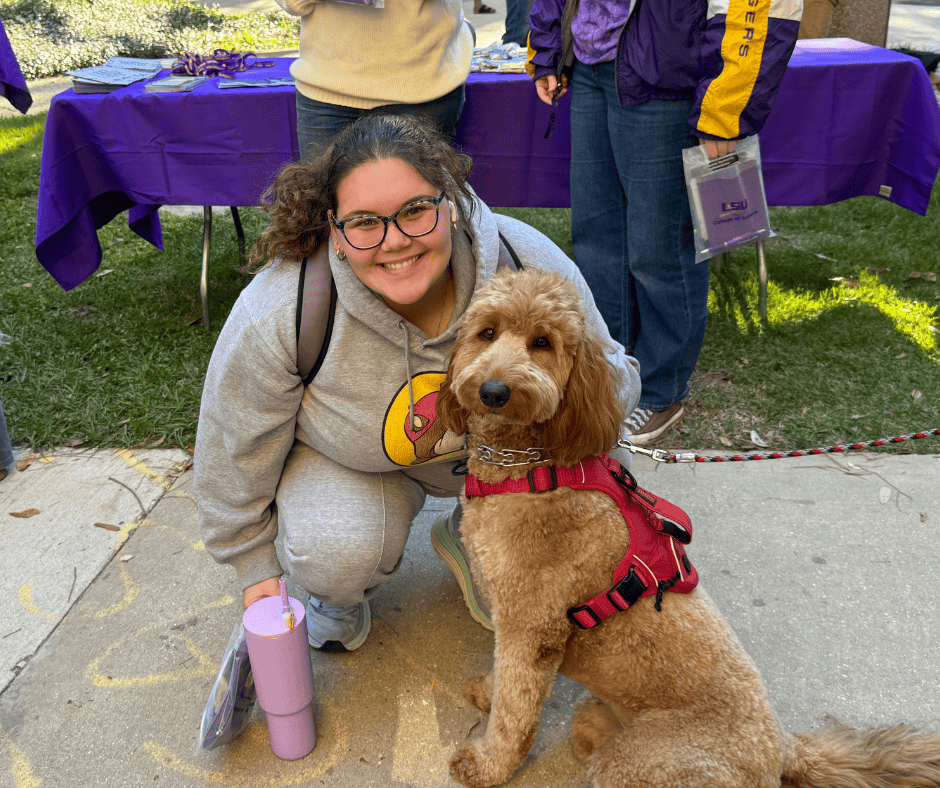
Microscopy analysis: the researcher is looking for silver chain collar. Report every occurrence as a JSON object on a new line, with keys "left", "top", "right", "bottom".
{"left": 475, "top": 443, "right": 549, "bottom": 467}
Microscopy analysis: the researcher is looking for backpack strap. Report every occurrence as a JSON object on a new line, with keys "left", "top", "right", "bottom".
{"left": 296, "top": 232, "right": 522, "bottom": 385}
{"left": 497, "top": 231, "right": 522, "bottom": 271}
{"left": 296, "top": 244, "right": 336, "bottom": 385}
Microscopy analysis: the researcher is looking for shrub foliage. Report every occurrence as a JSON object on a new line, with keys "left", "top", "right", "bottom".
{"left": 1, "top": 0, "right": 299, "bottom": 79}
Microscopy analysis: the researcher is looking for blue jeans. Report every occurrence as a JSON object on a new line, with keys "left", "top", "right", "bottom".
{"left": 0, "top": 396, "right": 14, "bottom": 473}
{"left": 569, "top": 60, "right": 708, "bottom": 412}
{"left": 295, "top": 85, "right": 466, "bottom": 159}
{"left": 502, "top": 0, "right": 534, "bottom": 47}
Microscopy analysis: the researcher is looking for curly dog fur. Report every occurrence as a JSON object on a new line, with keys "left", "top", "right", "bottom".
{"left": 437, "top": 268, "right": 940, "bottom": 788}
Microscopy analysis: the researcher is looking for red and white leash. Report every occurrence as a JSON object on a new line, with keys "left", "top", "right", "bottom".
{"left": 620, "top": 428, "right": 940, "bottom": 464}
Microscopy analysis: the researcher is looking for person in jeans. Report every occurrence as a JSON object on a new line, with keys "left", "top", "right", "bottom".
{"left": 194, "top": 114, "right": 641, "bottom": 651}
{"left": 272, "top": 0, "right": 475, "bottom": 156}
{"left": 527, "top": 0, "right": 801, "bottom": 443}
{"left": 502, "top": 0, "right": 535, "bottom": 47}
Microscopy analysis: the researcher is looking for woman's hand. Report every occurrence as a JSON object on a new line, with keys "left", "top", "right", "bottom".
{"left": 243, "top": 576, "right": 283, "bottom": 610}
{"left": 698, "top": 138, "right": 739, "bottom": 159}
{"left": 535, "top": 74, "right": 568, "bottom": 106}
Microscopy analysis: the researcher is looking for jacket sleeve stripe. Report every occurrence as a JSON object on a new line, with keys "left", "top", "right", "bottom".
{"left": 697, "top": 0, "right": 773, "bottom": 138}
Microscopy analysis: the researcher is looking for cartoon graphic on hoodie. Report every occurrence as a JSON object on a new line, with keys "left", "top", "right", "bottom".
{"left": 383, "top": 372, "right": 465, "bottom": 466}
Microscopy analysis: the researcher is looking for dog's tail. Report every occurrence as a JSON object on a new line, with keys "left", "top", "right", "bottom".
{"left": 782, "top": 716, "right": 940, "bottom": 788}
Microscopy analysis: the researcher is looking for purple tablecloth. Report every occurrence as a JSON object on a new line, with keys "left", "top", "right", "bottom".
{"left": 1, "top": 18, "right": 32, "bottom": 114}
{"left": 36, "top": 40, "right": 940, "bottom": 291}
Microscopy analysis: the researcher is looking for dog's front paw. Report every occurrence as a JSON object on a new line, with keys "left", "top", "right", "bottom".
{"left": 463, "top": 673, "right": 492, "bottom": 713}
{"left": 449, "top": 744, "right": 507, "bottom": 788}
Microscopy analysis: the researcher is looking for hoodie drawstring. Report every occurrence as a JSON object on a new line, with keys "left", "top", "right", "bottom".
{"left": 399, "top": 320, "right": 419, "bottom": 432}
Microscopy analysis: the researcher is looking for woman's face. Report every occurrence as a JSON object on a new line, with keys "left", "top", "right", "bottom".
{"left": 330, "top": 157, "right": 455, "bottom": 312}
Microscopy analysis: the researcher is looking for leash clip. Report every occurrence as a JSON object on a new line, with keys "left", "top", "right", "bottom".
{"left": 617, "top": 439, "right": 688, "bottom": 463}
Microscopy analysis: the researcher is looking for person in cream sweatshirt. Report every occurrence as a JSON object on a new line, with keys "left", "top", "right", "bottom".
{"left": 272, "top": 0, "right": 475, "bottom": 154}
{"left": 194, "top": 114, "right": 641, "bottom": 651}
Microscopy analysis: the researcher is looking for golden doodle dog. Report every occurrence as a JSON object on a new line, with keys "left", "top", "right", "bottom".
{"left": 436, "top": 268, "right": 940, "bottom": 788}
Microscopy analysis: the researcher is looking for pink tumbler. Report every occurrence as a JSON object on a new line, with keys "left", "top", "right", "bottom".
{"left": 243, "top": 594, "right": 316, "bottom": 760}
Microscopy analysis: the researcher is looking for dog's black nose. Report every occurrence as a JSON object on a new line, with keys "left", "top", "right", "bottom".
{"left": 479, "top": 380, "right": 511, "bottom": 408}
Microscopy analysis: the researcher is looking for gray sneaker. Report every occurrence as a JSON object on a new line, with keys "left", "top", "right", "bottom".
{"left": 431, "top": 506, "right": 493, "bottom": 631}
{"left": 306, "top": 597, "right": 371, "bottom": 651}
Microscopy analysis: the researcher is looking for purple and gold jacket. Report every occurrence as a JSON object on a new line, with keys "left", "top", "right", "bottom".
{"left": 527, "top": 0, "right": 802, "bottom": 140}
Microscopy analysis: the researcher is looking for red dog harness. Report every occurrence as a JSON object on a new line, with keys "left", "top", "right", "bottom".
{"left": 464, "top": 454, "right": 699, "bottom": 629}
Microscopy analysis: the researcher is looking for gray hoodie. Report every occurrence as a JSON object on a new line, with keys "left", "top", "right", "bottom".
{"left": 194, "top": 196, "right": 641, "bottom": 589}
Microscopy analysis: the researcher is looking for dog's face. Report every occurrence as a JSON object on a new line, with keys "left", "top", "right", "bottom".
{"left": 438, "top": 269, "right": 625, "bottom": 464}
{"left": 446, "top": 269, "right": 585, "bottom": 428}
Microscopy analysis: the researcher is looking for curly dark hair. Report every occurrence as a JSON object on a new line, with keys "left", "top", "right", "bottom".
{"left": 248, "top": 113, "right": 476, "bottom": 270}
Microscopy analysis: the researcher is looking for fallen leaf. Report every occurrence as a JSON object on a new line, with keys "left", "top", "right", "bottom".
{"left": 878, "top": 487, "right": 891, "bottom": 505}
{"left": 896, "top": 352, "right": 907, "bottom": 359}
{"left": 152, "top": 435, "right": 167, "bottom": 447}
{"left": 925, "top": 272, "right": 937, "bottom": 282}
{"left": 850, "top": 414, "right": 864, "bottom": 419}
{"left": 921, "top": 512, "right": 929, "bottom": 522}
{"left": 10, "top": 509, "right": 40, "bottom": 518}
{"left": 741, "top": 358, "right": 749, "bottom": 365}
{"left": 867, "top": 267, "right": 887, "bottom": 274}
{"left": 815, "top": 253, "right": 837, "bottom": 261}
{"left": 749, "top": 430, "right": 769, "bottom": 447}
{"left": 120, "top": 554, "right": 133, "bottom": 562}
{"left": 912, "top": 389, "right": 923, "bottom": 400}
{"left": 829, "top": 277, "right": 860, "bottom": 287}
{"left": 22, "top": 282, "right": 32, "bottom": 288}
{"left": 719, "top": 436, "right": 733, "bottom": 447}
{"left": 95, "top": 269, "right": 114, "bottom": 277}
{"left": 94, "top": 523, "right": 120, "bottom": 532}
{"left": 16, "top": 454, "right": 35, "bottom": 472}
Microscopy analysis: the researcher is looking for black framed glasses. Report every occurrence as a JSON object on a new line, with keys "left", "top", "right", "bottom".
{"left": 330, "top": 193, "right": 446, "bottom": 250}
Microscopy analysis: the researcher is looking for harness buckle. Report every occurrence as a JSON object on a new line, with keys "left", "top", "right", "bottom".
{"left": 606, "top": 567, "right": 648, "bottom": 612}
{"left": 610, "top": 462, "right": 638, "bottom": 492}
{"left": 527, "top": 465, "right": 558, "bottom": 493}
{"left": 566, "top": 605, "right": 602, "bottom": 630}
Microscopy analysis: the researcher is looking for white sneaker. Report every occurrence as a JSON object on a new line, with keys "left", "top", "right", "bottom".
{"left": 305, "top": 597, "right": 371, "bottom": 651}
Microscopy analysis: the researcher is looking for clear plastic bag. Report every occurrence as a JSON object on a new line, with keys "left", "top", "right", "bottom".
{"left": 197, "top": 622, "right": 257, "bottom": 752}
{"left": 683, "top": 135, "right": 774, "bottom": 263}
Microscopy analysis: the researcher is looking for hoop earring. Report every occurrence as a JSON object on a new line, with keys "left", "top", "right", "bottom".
{"left": 336, "top": 249, "right": 347, "bottom": 261}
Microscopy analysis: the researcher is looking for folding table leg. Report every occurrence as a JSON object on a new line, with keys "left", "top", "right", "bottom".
{"left": 231, "top": 206, "right": 245, "bottom": 259}
{"left": 201, "top": 206, "right": 212, "bottom": 329}
{"left": 757, "top": 238, "right": 768, "bottom": 321}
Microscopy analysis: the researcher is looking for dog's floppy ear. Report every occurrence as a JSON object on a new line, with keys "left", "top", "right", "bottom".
{"left": 436, "top": 359, "right": 468, "bottom": 438}
{"left": 541, "top": 331, "right": 624, "bottom": 466}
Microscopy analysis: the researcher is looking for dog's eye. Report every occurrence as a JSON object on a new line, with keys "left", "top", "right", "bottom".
{"left": 533, "top": 336, "right": 551, "bottom": 349}
{"left": 480, "top": 328, "right": 496, "bottom": 341}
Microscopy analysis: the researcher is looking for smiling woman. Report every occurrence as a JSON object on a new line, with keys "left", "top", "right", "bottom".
{"left": 192, "top": 112, "right": 642, "bottom": 654}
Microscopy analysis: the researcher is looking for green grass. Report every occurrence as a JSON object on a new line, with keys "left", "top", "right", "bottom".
{"left": 1, "top": 0, "right": 299, "bottom": 79}
{"left": 1, "top": 119, "right": 939, "bottom": 456}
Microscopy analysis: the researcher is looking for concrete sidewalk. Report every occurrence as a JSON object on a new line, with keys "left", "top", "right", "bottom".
{"left": 1, "top": 445, "right": 938, "bottom": 786}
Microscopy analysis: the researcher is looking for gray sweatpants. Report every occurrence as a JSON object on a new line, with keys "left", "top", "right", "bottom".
{"left": 275, "top": 441, "right": 464, "bottom": 607}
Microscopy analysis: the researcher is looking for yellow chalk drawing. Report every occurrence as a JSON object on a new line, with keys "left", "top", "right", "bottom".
{"left": 113, "top": 519, "right": 143, "bottom": 552}
{"left": 113, "top": 448, "right": 171, "bottom": 490}
{"left": 392, "top": 681, "right": 450, "bottom": 784}
{"left": 92, "top": 565, "right": 139, "bottom": 618}
{"left": 86, "top": 629, "right": 217, "bottom": 687}
{"left": 153, "top": 523, "right": 204, "bottom": 551}
{"left": 1, "top": 734, "right": 41, "bottom": 788}
{"left": 85, "top": 596, "right": 234, "bottom": 688}
{"left": 18, "top": 584, "right": 59, "bottom": 621}
{"left": 143, "top": 713, "right": 349, "bottom": 786}
{"left": 167, "top": 490, "right": 198, "bottom": 508}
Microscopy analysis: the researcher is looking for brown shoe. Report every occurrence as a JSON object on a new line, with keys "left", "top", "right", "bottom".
{"left": 624, "top": 402, "right": 684, "bottom": 445}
